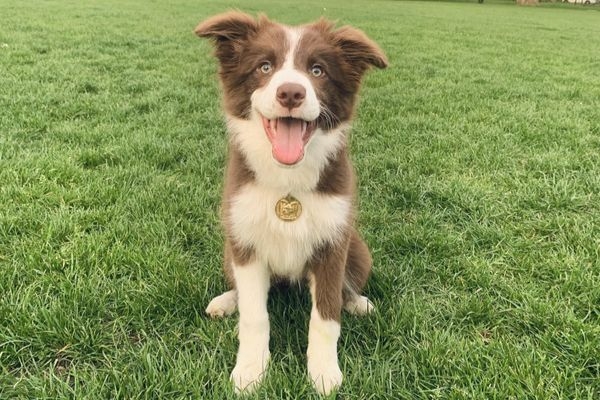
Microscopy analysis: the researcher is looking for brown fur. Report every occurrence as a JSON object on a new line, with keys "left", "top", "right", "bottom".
{"left": 309, "top": 240, "right": 348, "bottom": 321}
{"left": 344, "top": 230, "right": 373, "bottom": 299}
{"left": 221, "top": 145, "right": 256, "bottom": 286}
{"left": 195, "top": 12, "right": 289, "bottom": 118}
{"left": 295, "top": 20, "right": 388, "bottom": 130}
{"left": 309, "top": 229, "right": 373, "bottom": 322}
{"left": 316, "top": 145, "right": 354, "bottom": 196}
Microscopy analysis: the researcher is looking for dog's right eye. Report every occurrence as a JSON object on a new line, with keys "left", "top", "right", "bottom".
{"left": 259, "top": 62, "right": 272, "bottom": 74}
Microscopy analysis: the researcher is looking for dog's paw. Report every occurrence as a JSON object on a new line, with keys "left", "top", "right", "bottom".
{"left": 230, "top": 354, "right": 270, "bottom": 394}
{"left": 205, "top": 290, "right": 237, "bottom": 318}
{"left": 343, "top": 295, "right": 374, "bottom": 316}
{"left": 308, "top": 359, "right": 343, "bottom": 395}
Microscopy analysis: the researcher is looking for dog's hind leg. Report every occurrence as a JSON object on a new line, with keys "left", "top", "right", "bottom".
{"left": 342, "top": 229, "right": 374, "bottom": 316}
{"left": 343, "top": 292, "right": 374, "bottom": 316}
{"left": 206, "top": 289, "right": 237, "bottom": 318}
{"left": 206, "top": 240, "right": 240, "bottom": 318}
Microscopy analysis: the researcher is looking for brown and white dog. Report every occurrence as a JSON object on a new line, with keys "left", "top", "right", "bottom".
{"left": 195, "top": 11, "right": 387, "bottom": 395}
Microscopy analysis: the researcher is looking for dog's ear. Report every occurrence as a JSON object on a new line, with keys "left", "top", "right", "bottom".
{"left": 195, "top": 11, "right": 258, "bottom": 42}
{"left": 194, "top": 11, "right": 259, "bottom": 64}
{"left": 332, "top": 26, "right": 388, "bottom": 74}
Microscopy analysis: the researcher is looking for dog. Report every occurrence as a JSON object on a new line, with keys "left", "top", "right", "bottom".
{"left": 195, "top": 11, "right": 387, "bottom": 395}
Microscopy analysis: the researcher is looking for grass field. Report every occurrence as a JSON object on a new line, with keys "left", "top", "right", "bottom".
{"left": 1, "top": 0, "right": 599, "bottom": 398}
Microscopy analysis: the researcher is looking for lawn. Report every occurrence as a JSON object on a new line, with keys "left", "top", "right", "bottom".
{"left": 1, "top": 0, "right": 599, "bottom": 398}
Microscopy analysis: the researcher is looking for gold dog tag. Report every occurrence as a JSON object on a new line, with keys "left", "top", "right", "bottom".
{"left": 275, "top": 195, "right": 302, "bottom": 221}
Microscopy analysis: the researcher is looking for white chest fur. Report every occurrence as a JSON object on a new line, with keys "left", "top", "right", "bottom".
{"left": 229, "top": 184, "right": 351, "bottom": 280}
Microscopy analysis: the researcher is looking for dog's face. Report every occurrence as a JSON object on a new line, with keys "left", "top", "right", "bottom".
{"left": 196, "top": 12, "right": 387, "bottom": 166}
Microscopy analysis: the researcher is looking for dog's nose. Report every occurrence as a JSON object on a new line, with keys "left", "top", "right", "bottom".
{"left": 276, "top": 83, "right": 306, "bottom": 110}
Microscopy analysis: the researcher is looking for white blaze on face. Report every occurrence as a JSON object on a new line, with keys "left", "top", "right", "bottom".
{"left": 251, "top": 27, "right": 321, "bottom": 166}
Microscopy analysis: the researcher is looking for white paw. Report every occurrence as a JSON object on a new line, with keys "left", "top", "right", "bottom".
{"left": 343, "top": 295, "right": 374, "bottom": 316}
{"left": 308, "top": 360, "right": 343, "bottom": 395}
{"left": 230, "top": 354, "right": 270, "bottom": 394}
{"left": 205, "top": 290, "right": 237, "bottom": 318}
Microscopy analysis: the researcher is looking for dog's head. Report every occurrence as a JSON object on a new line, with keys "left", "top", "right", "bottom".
{"left": 196, "top": 12, "right": 387, "bottom": 166}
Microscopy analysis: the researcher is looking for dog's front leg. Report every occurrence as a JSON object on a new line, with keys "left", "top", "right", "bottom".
{"left": 307, "top": 242, "right": 347, "bottom": 395}
{"left": 231, "top": 259, "right": 271, "bottom": 393}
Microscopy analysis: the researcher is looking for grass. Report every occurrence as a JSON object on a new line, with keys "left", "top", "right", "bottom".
{"left": 1, "top": 0, "right": 599, "bottom": 398}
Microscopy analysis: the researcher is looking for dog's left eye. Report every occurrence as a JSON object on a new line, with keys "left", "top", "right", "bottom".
{"left": 259, "top": 61, "right": 272, "bottom": 74}
{"left": 310, "top": 65, "right": 324, "bottom": 77}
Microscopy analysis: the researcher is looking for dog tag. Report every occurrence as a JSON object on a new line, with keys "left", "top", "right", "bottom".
{"left": 275, "top": 194, "right": 302, "bottom": 221}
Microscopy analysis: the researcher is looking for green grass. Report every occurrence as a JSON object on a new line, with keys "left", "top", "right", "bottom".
{"left": 1, "top": 0, "right": 599, "bottom": 398}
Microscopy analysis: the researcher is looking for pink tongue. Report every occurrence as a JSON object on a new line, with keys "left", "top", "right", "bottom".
{"left": 272, "top": 118, "right": 304, "bottom": 165}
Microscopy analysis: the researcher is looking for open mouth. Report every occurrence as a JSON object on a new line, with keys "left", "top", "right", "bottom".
{"left": 261, "top": 116, "right": 317, "bottom": 165}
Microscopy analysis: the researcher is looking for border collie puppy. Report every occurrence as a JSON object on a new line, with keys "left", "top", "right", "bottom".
{"left": 195, "top": 11, "right": 387, "bottom": 395}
